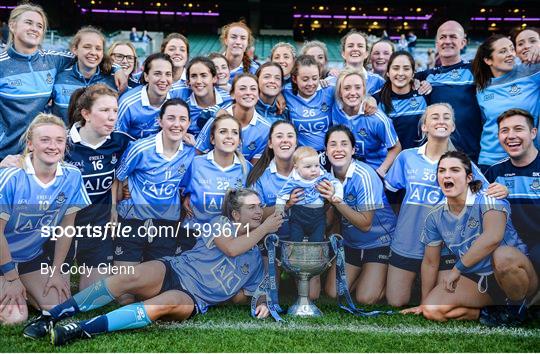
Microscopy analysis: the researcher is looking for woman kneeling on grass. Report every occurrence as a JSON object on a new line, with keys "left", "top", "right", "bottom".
{"left": 23, "top": 189, "right": 283, "bottom": 346}
{"left": 403, "top": 151, "right": 538, "bottom": 326}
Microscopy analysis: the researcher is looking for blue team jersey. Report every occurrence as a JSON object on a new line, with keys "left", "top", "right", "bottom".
{"left": 0, "top": 156, "right": 91, "bottom": 262}
{"left": 476, "top": 63, "right": 540, "bottom": 166}
{"left": 423, "top": 190, "right": 527, "bottom": 275}
{"left": 485, "top": 153, "right": 540, "bottom": 247}
{"left": 416, "top": 61, "right": 482, "bottom": 162}
{"left": 252, "top": 160, "right": 291, "bottom": 239}
{"left": 283, "top": 83, "right": 335, "bottom": 151}
{"left": 195, "top": 106, "right": 271, "bottom": 161}
{"left": 332, "top": 102, "right": 399, "bottom": 169}
{"left": 0, "top": 46, "right": 74, "bottom": 158}
{"left": 336, "top": 160, "right": 396, "bottom": 249}
{"left": 255, "top": 98, "right": 290, "bottom": 123}
{"left": 65, "top": 124, "right": 133, "bottom": 226}
{"left": 183, "top": 151, "right": 251, "bottom": 226}
{"left": 229, "top": 60, "right": 260, "bottom": 84}
{"left": 375, "top": 90, "right": 427, "bottom": 150}
{"left": 116, "top": 84, "right": 186, "bottom": 139}
{"left": 164, "top": 215, "right": 264, "bottom": 314}
{"left": 276, "top": 170, "right": 343, "bottom": 206}
{"left": 186, "top": 87, "right": 232, "bottom": 136}
{"left": 384, "top": 145, "right": 487, "bottom": 259}
{"left": 51, "top": 64, "right": 117, "bottom": 123}
{"left": 366, "top": 72, "right": 385, "bottom": 95}
{"left": 116, "top": 132, "right": 194, "bottom": 220}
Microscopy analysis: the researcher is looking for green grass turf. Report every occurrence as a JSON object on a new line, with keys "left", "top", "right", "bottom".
{"left": 3, "top": 297, "right": 540, "bottom": 352}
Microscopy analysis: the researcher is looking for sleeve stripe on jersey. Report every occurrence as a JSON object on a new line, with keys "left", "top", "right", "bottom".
{"left": 121, "top": 139, "right": 155, "bottom": 168}
{"left": 0, "top": 168, "right": 19, "bottom": 192}
{"left": 384, "top": 179, "right": 399, "bottom": 193}
{"left": 117, "top": 91, "right": 142, "bottom": 119}
{"left": 113, "top": 130, "right": 135, "bottom": 140}
{"left": 354, "top": 165, "right": 376, "bottom": 206}
{"left": 374, "top": 111, "right": 398, "bottom": 146}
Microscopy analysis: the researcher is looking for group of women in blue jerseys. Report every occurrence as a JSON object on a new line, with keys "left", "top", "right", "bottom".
{"left": 0, "top": 2, "right": 539, "bottom": 345}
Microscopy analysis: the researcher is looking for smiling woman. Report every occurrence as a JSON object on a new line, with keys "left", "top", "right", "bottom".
{"left": 472, "top": 34, "right": 540, "bottom": 169}
{"left": 0, "top": 113, "right": 91, "bottom": 325}
{"left": 113, "top": 98, "right": 196, "bottom": 277}
{"left": 51, "top": 26, "right": 117, "bottom": 123}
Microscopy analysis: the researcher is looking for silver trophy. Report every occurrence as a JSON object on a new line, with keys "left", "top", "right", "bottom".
{"left": 279, "top": 239, "right": 335, "bottom": 316}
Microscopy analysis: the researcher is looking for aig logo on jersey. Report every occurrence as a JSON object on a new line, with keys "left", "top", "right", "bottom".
{"left": 203, "top": 192, "right": 225, "bottom": 213}
{"left": 14, "top": 210, "right": 58, "bottom": 234}
{"left": 211, "top": 258, "right": 241, "bottom": 295}
{"left": 508, "top": 84, "right": 522, "bottom": 96}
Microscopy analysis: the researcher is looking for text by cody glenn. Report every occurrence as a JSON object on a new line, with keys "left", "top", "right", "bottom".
{"left": 40, "top": 263, "right": 135, "bottom": 278}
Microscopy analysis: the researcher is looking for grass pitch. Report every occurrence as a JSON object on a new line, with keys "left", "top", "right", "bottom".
{"left": 3, "top": 296, "right": 539, "bottom": 352}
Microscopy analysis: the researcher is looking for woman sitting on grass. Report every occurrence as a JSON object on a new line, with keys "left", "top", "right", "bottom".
{"left": 403, "top": 151, "right": 538, "bottom": 326}
{"left": 23, "top": 189, "right": 283, "bottom": 346}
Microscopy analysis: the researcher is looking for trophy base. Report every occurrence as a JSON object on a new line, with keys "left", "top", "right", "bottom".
{"left": 287, "top": 298, "right": 323, "bottom": 317}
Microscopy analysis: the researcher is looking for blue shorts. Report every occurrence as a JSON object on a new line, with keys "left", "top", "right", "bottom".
{"left": 158, "top": 258, "right": 198, "bottom": 319}
{"left": 70, "top": 235, "right": 114, "bottom": 268}
{"left": 389, "top": 250, "right": 456, "bottom": 273}
{"left": 114, "top": 217, "right": 183, "bottom": 263}
{"left": 461, "top": 272, "right": 507, "bottom": 303}
{"left": 344, "top": 245, "right": 390, "bottom": 267}
{"left": 0, "top": 243, "right": 53, "bottom": 276}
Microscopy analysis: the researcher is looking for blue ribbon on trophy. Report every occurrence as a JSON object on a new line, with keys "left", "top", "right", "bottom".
{"left": 250, "top": 234, "right": 283, "bottom": 322}
{"left": 329, "top": 234, "right": 394, "bottom": 317}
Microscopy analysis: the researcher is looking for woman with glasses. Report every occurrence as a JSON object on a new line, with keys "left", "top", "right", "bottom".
{"left": 109, "top": 41, "right": 139, "bottom": 89}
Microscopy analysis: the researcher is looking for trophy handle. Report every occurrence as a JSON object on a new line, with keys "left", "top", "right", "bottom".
{"left": 328, "top": 233, "right": 344, "bottom": 264}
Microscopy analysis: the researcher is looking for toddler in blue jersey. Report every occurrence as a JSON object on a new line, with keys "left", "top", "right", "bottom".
{"left": 276, "top": 147, "right": 343, "bottom": 242}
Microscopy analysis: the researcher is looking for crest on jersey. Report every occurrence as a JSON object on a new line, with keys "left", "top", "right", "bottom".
{"left": 46, "top": 73, "right": 53, "bottom": 85}
{"left": 241, "top": 263, "right": 250, "bottom": 275}
{"left": 248, "top": 142, "right": 256, "bottom": 151}
{"left": 409, "top": 97, "right": 420, "bottom": 109}
{"left": 508, "top": 84, "right": 521, "bottom": 96}
{"left": 358, "top": 128, "right": 368, "bottom": 137}
{"left": 178, "top": 164, "right": 186, "bottom": 175}
{"left": 111, "top": 154, "right": 117, "bottom": 165}
{"left": 530, "top": 179, "right": 540, "bottom": 191}
{"left": 56, "top": 192, "right": 66, "bottom": 205}
{"left": 346, "top": 193, "right": 356, "bottom": 203}
{"left": 450, "top": 69, "right": 460, "bottom": 80}
{"left": 115, "top": 246, "right": 123, "bottom": 256}
{"left": 504, "top": 178, "right": 515, "bottom": 189}
{"left": 235, "top": 178, "right": 243, "bottom": 188}
{"left": 467, "top": 217, "right": 479, "bottom": 229}
{"left": 321, "top": 103, "right": 329, "bottom": 112}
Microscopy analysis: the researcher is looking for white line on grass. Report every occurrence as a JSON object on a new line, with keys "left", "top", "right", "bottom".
{"left": 160, "top": 320, "right": 539, "bottom": 338}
